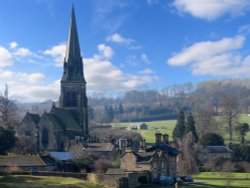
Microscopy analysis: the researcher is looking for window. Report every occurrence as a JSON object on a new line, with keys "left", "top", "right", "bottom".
{"left": 42, "top": 127, "right": 49, "bottom": 148}
{"left": 161, "top": 161, "right": 165, "bottom": 168}
{"left": 25, "top": 131, "right": 31, "bottom": 137}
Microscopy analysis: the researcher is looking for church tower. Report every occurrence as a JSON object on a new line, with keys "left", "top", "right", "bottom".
{"left": 59, "top": 6, "right": 88, "bottom": 135}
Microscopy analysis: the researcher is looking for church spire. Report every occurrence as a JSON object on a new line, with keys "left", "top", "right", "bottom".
{"left": 62, "top": 5, "right": 85, "bottom": 82}
{"left": 65, "top": 5, "right": 81, "bottom": 62}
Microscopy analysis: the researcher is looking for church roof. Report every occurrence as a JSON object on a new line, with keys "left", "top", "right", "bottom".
{"left": 51, "top": 108, "right": 81, "bottom": 131}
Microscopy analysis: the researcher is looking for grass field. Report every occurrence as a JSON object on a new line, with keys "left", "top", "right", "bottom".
{"left": 1, "top": 173, "right": 250, "bottom": 188}
{"left": 139, "top": 172, "right": 250, "bottom": 188}
{"left": 111, "top": 114, "right": 250, "bottom": 144}
{"left": 0, "top": 175, "right": 104, "bottom": 188}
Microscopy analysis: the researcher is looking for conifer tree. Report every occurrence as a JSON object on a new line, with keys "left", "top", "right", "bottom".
{"left": 185, "top": 113, "right": 198, "bottom": 143}
{"left": 173, "top": 111, "right": 185, "bottom": 140}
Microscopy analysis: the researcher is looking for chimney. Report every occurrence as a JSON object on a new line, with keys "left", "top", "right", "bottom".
{"left": 155, "top": 132, "right": 162, "bottom": 144}
{"left": 163, "top": 134, "right": 169, "bottom": 145}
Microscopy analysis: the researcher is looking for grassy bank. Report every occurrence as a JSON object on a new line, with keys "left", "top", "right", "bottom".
{"left": 0, "top": 175, "right": 104, "bottom": 188}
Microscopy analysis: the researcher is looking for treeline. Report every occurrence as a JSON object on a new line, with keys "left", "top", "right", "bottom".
{"left": 89, "top": 79, "right": 250, "bottom": 125}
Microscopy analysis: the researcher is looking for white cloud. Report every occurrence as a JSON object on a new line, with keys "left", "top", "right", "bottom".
{"left": 44, "top": 43, "right": 66, "bottom": 67}
{"left": 8, "top": 80, "right": 60, "bottom": 102}
{"left": 84, "top": 54, "right": 157, "bottom": 92}
{"left": 14, "top": 48, "right": 33, "bottom": 57}
{"left": 0, "top": 70, "right": 45, "bottom": 84}
{"left": 168, "top": 36, "right": 244, "bottom": 66}
{"left": 140, "top": 68, "right": 154, "bottom": 74}
{"left": 106, "top": 33, "right": 141, "bottom": 50}
{"left": 97, "top": 44, "right": 114, "bottom": 59}
{"left": 0, "top": 69, "right": 49, "bottom": 102}
{"left": 173, "top": 0, "right": 250, "bottom": 21}
{"left": 0, "top": 47, "right": 13, "bottom": 67}
{"left": 107, "top": 33, "right": 134, "bottom": 45}
{"left": 9, "top": 42, "right": 18, "bottom": 49}
{"left": 167, "top": 35, "right": 250, "bottom": 77}
{"left": 141, "top": 53, "right": 152, "bottom": 64}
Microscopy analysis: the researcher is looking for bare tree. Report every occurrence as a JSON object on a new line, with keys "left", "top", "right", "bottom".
{"left": 221, "top": 94, "right": 239, "bottom": 143}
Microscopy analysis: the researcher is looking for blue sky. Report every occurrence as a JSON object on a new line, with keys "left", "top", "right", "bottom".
{"left": 1, "top": 0, "right": 250, "bottom": 102}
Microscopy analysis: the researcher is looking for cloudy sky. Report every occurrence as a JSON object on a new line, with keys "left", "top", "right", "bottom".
{"left": 1, "top": 0, "right": 250, "bottom": 102}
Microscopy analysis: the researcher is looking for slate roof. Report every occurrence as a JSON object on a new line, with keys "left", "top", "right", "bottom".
{"left": 27, "top": 113, "right": 40, "bottom": 125}
{"left": 50, "top": 108, "right": 81, "bottom": 131}
{"left": 0, "top": 155, "right": 45, "bottom": 167}
{"left": 83, "top": 143, "right": 114, "bottom": 152}
{"left": 204, "top": 146, "right": 233, "bottom": 153}
{"left": 49, "top": 152, "right": 74, "bottom": 161}
{"left": 146, "top": 143, "right": 180, "bottom": 155}
{"left": 135, "top": 152, "right": 154, "bottom": 164}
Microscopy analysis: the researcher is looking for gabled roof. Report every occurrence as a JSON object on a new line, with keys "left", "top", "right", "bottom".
{"left": 22, "top": 112, "right": 40, "bottom": 125}
{"left": 146, "top": 143, "right": 180, "bottom": 155}
{"left": 203, "top": 146, "right": 233, "bottom": 153}
{"left": 28, "top": 113, "right": 40, "bottom": 125}
{"left": 0, "top": 155, "right": 45, "bottom": 167}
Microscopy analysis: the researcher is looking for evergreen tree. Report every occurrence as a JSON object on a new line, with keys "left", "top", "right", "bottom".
{"left": 108, "top": 105, "right": 114, "bottom": 122}
{"left": 185, "top": 113, "right": 198, "bottom": 143}
{"left": 118, "top": 103, "right": 124, "bottom": 114}
{"left": 173, "top": 111, "right": 185, "bottom": 140}
{"left": 236, "top": 123, "right": 250, "bottom": 144}
{"left": 0, "top": 124, "right": 17, "bottom": 154}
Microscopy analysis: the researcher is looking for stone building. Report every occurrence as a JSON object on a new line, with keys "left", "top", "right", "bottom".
{"left": 197, "top": 145, "right": 233, "bottom": 171}
{"left": 121, "top": 133, "right": 179, "bottom": 181}
{"left": 128, "top": 123, "right": 148, "bottom": 130}
{"left": 18, "top": 6, "right": 88, "bottom": 152}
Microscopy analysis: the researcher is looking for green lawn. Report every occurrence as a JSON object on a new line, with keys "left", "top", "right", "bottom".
{"left": 139, "top": 172, "right": 250, "bottom": 188}
{"left": 111, "top": 120, "right": 176, "bottom": 144}
{"left": 111, "top": 114, "right": 250, "bottom": 144}
{"left": 0, "top": 175, "right": 104, "bottom": 188}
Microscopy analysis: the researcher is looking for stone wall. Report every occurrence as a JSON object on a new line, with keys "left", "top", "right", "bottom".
{"left": 87, "top": 171, "right": 150, "bottom": 188}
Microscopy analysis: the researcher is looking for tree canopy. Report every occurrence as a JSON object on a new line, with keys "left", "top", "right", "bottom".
{"left": 199, "top": 133, "right": 224, "bottom": 146}
{"left": 173, "top": 111, "right": 185, "bottom": 141}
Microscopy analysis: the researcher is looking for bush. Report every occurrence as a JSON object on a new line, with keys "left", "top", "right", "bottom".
{"left": 199, "top": 133, "right": 224, "bottom": 146}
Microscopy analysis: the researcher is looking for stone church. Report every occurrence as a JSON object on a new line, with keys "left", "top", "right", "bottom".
{"left": 18, "top": 7, "right": 88, "bottom": 152}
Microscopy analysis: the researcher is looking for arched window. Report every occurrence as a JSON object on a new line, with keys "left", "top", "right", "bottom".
{"left": 42, "top": 127, "right": 49, "bottom": 148}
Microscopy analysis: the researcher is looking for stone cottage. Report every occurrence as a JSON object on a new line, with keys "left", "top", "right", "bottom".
{"left": 121, "top": 133, "right": 179, "bottom": 182}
